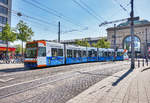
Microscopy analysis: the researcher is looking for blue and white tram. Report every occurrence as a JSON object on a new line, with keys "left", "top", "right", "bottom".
{"left": 87, "top": 47, "right": 98, "bottom": 62}
{"left": 98, "top": 48, "right": 107, "bottom": 61}
{"left": 106, "top": 48, "right": 115, "bottom": 61}
{"left": 65, "top": 44, "right": 87, "bottom": 64}
{"left": 46, "top": 42, "right": 65, "bottom": 66}
{"left": 24, "top": 40, "right": 127, "bottom": 68}
{"left": 116, "top": 49, "right": 124, "bottom": 61}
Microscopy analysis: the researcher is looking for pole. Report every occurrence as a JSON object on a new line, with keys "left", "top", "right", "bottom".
{"left": 145, "top": 28, "right": 148, "bottom": 59}
{"left": 114, "top": 24, "right": 116, "bottom": 61}
{"left": 58, "top": 21, "right": 60, "bottom": 43}
{"left": 130, "top": 0, "right": 135, "bottom": 69}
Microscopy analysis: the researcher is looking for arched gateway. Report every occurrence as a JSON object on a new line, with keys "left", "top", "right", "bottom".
{"left": 107, "top": 19, "right": 150, "bottom": 57}
{"left": 123, "top": 35, "right": 141, "bottom": 57}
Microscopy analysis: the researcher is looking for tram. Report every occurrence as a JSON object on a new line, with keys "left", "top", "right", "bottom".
{"left": 24, "top": 40, "right": 128, "bottom": 68}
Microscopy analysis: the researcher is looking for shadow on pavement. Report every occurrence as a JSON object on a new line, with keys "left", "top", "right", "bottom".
{"left": 141, "top": 67, "right": 150, "bottom": 72}
{"left": 0, "top": 67, "right": 34, "bottom": 73}
{"left": 112, "top": 68, "right": 133, "bottom": 86}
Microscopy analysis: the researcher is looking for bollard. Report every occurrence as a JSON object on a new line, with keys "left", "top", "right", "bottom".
{"left": 138, "top": 59, "right": 140, "bottom": 68}
{"left": 146, "top": 59, "right": 148, "bottom": 66}
{"left": 143, "top": 59, "right": 144, "bottom": 67}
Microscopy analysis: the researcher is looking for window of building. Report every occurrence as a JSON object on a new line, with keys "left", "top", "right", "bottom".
{"left": 0, "top": 5, "right": 8, "bottom": 15}
{"left": 0, "top": 16, "right": 7, "bottom": 24}
{"left": 0, "top": 0, "right": 8, "bottom": 5}
{"left": 0, "top": 27, "right": 2, "bottom": 32}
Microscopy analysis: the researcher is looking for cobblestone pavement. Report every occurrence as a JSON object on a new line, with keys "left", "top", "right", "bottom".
{"left": 0, "top": 61, "right": 131, "bottom": 103}
{"left": 67, "top": 64, "right": 150, "bottom": 103}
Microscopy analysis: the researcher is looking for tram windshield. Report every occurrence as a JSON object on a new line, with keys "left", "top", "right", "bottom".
{"left": 25, "top": 48, "right": 37, "bottom": 58}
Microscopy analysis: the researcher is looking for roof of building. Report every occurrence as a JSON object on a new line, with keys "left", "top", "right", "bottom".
{"left": 117, "top": 19, "right": 150, "bottom": 27}
{"left": 107, "top": 19, "right": 150, "bottom": 31}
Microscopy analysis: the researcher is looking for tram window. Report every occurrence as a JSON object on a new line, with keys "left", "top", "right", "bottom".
{"left": 88, "top": 51, "right": 92, "bottom": 57}
{"left": 83, "top": 51, "right": 86, "bottom": 57}
{"left": 78, "top": 50, "right": 82, "bottom": 57}
{"left": 89, "top": 50, "right": 97, "bottom": 57}
{"left": 99, "top": 51, "right": 103, "bottom": 57}
{"left": 108, "top": 52, "right": 111, "bottom": 56}
{"left": 74, "top": 50, "right": 77, "bottom": 57}
{"left": 38, "top": 47, "right": 46, "bottom": 57}
{"left": 93, "top": 50, "right": 97, "bottom": 57}
{"left": 112, "top": 52, "right": 115, "bottom": 56}
{"left": 103, "top": 52, "right": 108, "bottom": 57}
{"left": 58, "top": 49, "right": 63, "bottom": 56}
{"left": 52, "top": 48, "right": 57, "bottom": 56}
{"left": 67, "top": 49, "right": 73, "bottom": 57}
{"left": 117, "top": 52, "right": 122, "bottom": 56}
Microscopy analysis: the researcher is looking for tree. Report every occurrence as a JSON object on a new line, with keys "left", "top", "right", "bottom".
{"left": 0, "top": 23, "right": 16, "bottom": 56}
{"left": 91, "top": 43, "right": 97, "bottom": 47}
{"left": 96, "top": 38, "right": 110, "bottom": 48}
{"left": 16, "top": 20, "right": 34, "bottom": 56}
{"left": 75, "top": 39, "right": 90, "bottom": 47}
{"left": 15, "top": 44, "right": 21, "bottom": 54}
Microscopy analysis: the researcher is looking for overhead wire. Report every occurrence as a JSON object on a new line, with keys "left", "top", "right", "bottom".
{"left": 10, "top": 9, "right": 58, "bottom": 27}
{"left": 113, "top": 0, "right": 130, "bottom": 14}
{"left": 10, "top": 9, "right": 88, "bottom": 35}
{"left": 72, "top": 0, "right": 102, "bottom": 22}
{"left": 22, "top": 0, "right": 87, "bottom": 28}
{"left": 79, "top": 0, "right": 105, "bottom": 21}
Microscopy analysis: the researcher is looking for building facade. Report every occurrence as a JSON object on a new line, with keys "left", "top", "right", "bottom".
{"left": 0, "top": 0, "right": 15, "bottom": 57}
{"left": 0, "top": 0, "right": 12, "bottom": 31}
{"left": 107, "top": 19, "right": 150, "bottom": 57}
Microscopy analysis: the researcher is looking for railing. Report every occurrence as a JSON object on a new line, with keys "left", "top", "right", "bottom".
{"left": 0, "top": 56, "right": 24, "bottom": 64}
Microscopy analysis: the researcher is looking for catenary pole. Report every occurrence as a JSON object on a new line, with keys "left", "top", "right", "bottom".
{"left": 114, "top": 24, "right": 116, "bottom": 60}
{"left": 58, "top": 21, "right": 60, "bottom": 43}
{"left": 130, "top": 0, "right": 135, "bottom": 69}
{"left": 146, "top": 28, "right": 148, "bottom": 58}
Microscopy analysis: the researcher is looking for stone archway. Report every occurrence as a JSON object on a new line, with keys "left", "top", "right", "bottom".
{"left": 123, "top": 35, "right": 141, "bottom": 57}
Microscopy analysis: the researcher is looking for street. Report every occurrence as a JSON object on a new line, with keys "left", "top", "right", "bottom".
{"left": 0, "top": 61, "right": 131, "bottom": 103}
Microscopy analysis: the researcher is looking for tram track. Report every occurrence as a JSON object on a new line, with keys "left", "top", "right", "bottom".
{"left": 0, "top": 62, "right": 129, "bottom": 101}
{"left": 17, "top": 65, "right": 129, "bottom": 103}
{"left": 0, "top": 61, "right": 118, "bottom": 88}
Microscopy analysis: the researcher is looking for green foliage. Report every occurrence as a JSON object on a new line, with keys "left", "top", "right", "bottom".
{"left": 16, "top": 20, "right": 34, "bottom": 42}
{"left": 0, "top": 23, "right": 17, "bottom": 55}
{"left": 91, "top": 43, "right": 97, "bottom": 47}
{"left": 0, "top": 23, "right": 16, "bottom": 42}
{"left": 75, "top": 39, "right": 90, "bottom": 47}
{"left": 96, "top": 38, "right": 110, "bottom": 48}
{"left": 16, "top": 20, "right": 34, "bottom": 55}
{"left": 15, "top": 44, "right": 21, "bottom": 54}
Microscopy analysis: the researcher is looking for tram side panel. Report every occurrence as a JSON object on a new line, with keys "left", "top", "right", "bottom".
{"left": 87, "top": 47, "right": 98, "bottom": 62}
{"left": 46, "top": 42, "right": 65, "bottom": 66}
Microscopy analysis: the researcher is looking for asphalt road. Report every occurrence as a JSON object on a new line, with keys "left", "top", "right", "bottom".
{"left": 0, "top": 61, "right": 131, "bottom": 103}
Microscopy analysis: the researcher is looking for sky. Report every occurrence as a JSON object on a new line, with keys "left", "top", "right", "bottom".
{"left": 11, "top": 0, "right": 150, "bottom": 42}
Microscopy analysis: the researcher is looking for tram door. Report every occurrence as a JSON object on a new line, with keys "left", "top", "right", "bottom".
{"left": 37, "top": 42, "right": 46, "bottom": 66}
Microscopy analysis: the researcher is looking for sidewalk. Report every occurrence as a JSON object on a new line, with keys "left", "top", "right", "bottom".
{"left": 67, "top": 65, "right": 150, "bottom": 103}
